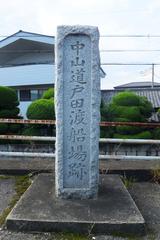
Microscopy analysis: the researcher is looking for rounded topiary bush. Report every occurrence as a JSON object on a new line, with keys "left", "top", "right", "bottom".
{"left": 112, "top": 91, "right": 141, "bottom": 106}
{"left": 0, "top": 86, "right": 19, "bottom": 109}
{"left": 106, "top": 91, "right": 153, "bottom": 139}
{"left": 0, "top": 108, "right": 20, "bottom": 118}
{"left": 0, "top": 86, "right": 21, "bottom": 136}
{"left": 27, "top": 99, "right": 55, "bottom": 120}
{"left": 42, "top": 88, "right": 54, "bottom": 99}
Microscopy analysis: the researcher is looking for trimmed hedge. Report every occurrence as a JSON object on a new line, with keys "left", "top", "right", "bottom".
{"left": 0, "top": 86, "right": 19, "bottom": 108}
{"left": 104, "top": 91, "right": 153, "bottom": 139}
{"left": 42, "top": 88, "right": 54, "bottom": 99}
{"left": 27, "top": 99, "right": 55, "bottom": 120}
{"left": 0, "top": 86, "right": 21, "bottom": 135}
{"left": 114, "top": 131, "right": 152, "bottom": 139}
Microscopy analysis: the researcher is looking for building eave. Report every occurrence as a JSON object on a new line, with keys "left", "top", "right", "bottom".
{"left": 0, "top": 30, "right": 55, "bottom": 48}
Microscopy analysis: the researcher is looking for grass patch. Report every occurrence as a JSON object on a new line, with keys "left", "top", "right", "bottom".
{"left": 121, "top": 173, "right": 136, "bottom": 189}
{"left": 0, "top": 175, "right": 11, "bottom": 180}
{"left": 0, "top": 175, "right": 32, "bottom": 225}
{"left": 151, "top": 165, "right": 160, "bottom": 184}
{"left": 111, "top": 231, "right": 144, "bottom": 239}
{"left": 34, "top": 233, "right": 91, "bottom": 240}
{"left": 47, "top": 233, "right": 90, "bottom": 240}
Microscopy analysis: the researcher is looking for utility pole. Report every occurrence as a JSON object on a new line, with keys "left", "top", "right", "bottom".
{"left": 152, "top": 63, "right": 154, "bottom": 88}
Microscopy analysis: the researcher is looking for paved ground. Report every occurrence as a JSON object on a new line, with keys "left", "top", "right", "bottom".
{"left": 0, "top": 176, "right": 159, "bottom": 240}
{"left": 0, "top": 178, "right": 15, "bottom": 215}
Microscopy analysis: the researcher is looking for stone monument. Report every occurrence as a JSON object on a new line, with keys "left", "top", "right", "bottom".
{"left": 55, "top": 25, "right": 100, "bottom": 199}
{"left": 6, "top": 25, "right": 145, "bottom": 235}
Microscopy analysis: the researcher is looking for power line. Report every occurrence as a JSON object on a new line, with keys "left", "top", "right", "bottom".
{"left": 100, "top": 34, "right": 160, "bottom": 38}
{"left": 1, "top": 49, "right": 160, "bottom": 54}
{"left": 0, "top": 34, "right": 160, "bottom": 38}
{"left": 100, "top": 49, "right": 160, "bottom": 52}
{"left": 101, "top": 63, "right": 160, "bottom": 66}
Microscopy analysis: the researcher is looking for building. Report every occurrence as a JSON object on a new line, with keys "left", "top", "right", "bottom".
{"left": 101, "top": 81, "right": 160, "bottom": 121}
{"left": 0, "top": 30, "right": 55, "bottom": 117}
{"left": 0, "top": 30, "right": 105, "bottom": 118}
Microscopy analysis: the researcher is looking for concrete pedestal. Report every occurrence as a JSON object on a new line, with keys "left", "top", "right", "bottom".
{"left": 6, "top": 174, "right": 145, "bottom": 235}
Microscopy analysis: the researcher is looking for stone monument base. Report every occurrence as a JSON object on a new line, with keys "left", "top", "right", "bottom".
{"left": 6, "top": 174, "right": 145, "bottom": 235}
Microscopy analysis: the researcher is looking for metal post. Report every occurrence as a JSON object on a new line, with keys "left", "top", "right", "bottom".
{"left": 152, "top": 63, "right": 154, "bottom": 88}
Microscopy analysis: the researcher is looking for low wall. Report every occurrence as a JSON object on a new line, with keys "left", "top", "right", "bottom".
{"left": 100, "top": 143, "right": 160, "bottom": 156}
{"left": 0, "top": 143, "right": 160, "bottom": 157}
{"left": 0, "top": 144, "right": 55, "bottom": 153}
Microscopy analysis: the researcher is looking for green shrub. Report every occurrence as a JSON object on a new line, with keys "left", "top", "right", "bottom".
{"left": 0, "top": 86, "right": 21, "bottom": 136}
{"left": 153, "top": 128, "right": 160, "bottom": 139}
{"left": 42, "top": 88, "right": 54, "bottom": 99}
{"left": 25, "top": 88, "right": 55, "bottom": 137}
{"left": 114, "top": 131, "right": 152, "bottom": 139}
{"left": 0, "top": 123, "right": 8, "bottom": 134}
{"left": 0, "top": 86, "right": 18, "bottom": 108}
{"left": 0, "top": 108, "right": 19, "bottom": 118}
{"left": 112, "top": 91, "right": 141, "bottom": 106}
{"left": 106, "top": 91, "right": 153, "bottom": 139}
{"left": 9, "top": 124, "right": 22, "bottom": 134}
{"left": 27, "top": 99, "right": 55, "bottom": 120}
{"left": 116, "top": 126, "right": 141, "bottom": 135}
{"left": 22, "top": 126, "right": 42, "bottom": 136}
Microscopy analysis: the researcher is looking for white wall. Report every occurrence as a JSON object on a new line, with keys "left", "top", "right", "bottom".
{"left": 19, "top": 101, "right": 32, "bottom": 118}
{"left": 0, "top": 64, "right": 55, "bottom": 87}
{"left": 6, "top": 53, "right": 54, "bottom": 65}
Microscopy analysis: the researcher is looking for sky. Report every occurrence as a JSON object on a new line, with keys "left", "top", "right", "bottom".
{"left": 1, "top": 0, "right": 160, "bottom": 89}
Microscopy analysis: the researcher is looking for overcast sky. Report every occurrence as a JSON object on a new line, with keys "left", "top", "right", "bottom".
{"left": 1, "top": 0, "right": 160, "bottom": 89}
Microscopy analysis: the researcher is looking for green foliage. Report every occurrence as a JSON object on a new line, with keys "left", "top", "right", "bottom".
{"left": 0, "top": 123, "right": 8, "bottom": 134}
{"left": 139, "top": 96, "right": 153, "bottom": 118}
{"left": 100, "top": 99, "right": 115, "bottom": 137}
{"left": 151, "top": 164, "right": 160, "bottom": 184}
{"left": 100, "top": 99, "right": 108, "bottom": 121}
{"left": 23, "top": 126, "right": 42, "bottom": 136}
{"left": 9, "top": 124, "right": 23, "bottom": 134}
{"left": 106, "top": 91, "right": 153, "bottom": 139}
{"left": 114, "top": 130, "right": 152, "bottom": 139}
{"left": 121, "top": 174, "right": 136, "bottom": 188}
{"left": 153, "top": 128, "right": 160, "bottom": 139}
{"left": 0, "top": 86, "right": 19, "bottom": 108}
{"left": 112, "top": 91, "right": 141, "bottom": 106}
{"left": 26, "top": 92, "right": 55, "bottom": 137}
{"left": 27, "top": 98, "right": 55, "bottom": 120}
{"left": 47, "top": 233, "right": 89, "bottom": 240}
{"left": 0, "top": 108, "right": 19, "bottom": 118}
{"left": 0, "top": 86, "right": 21, "bottom": 135}
{"left": 42, "top": 88, "right": 54, "bottom": 99}
{"left": 0, "top": 175, "right": 31, "bottom": 225}
{"left": 157, "top": 108, "right": 160, "bottom": 122}
{"left": 116, "top": 126, "right": 141, "bottom": 135}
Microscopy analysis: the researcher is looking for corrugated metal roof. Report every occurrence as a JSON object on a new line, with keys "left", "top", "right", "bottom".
{"left": 101, "top": 89, "right": 160, "bottom": 108}
{"left": 101, "top": 89, "right": 160, "bottom": 121}
{"left": 115, "top": 81, "right": 160, "bottom": 89}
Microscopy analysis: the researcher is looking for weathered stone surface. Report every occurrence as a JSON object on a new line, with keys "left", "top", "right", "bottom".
{"left": 6, "top": 174, "right": 145, "bottom": 235}
{"left": 55, "top": 25, "right": 100, "bottom": 199}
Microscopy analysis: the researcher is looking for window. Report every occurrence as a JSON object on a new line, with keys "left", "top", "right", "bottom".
{"left": 19, "top": 88, "right": 48, "bottom": 101}
{"left": 20, "top": 90, "right": 31, "bottom": 101}
{"left": 31, "top": 90, "right": 38, "bottom": 101}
